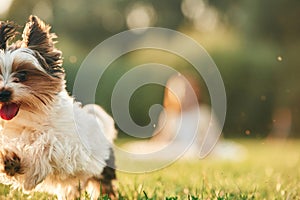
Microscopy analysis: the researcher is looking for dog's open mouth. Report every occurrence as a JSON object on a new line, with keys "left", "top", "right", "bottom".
{"left": 0, "top": 103, "right": 20, "bottom": 120}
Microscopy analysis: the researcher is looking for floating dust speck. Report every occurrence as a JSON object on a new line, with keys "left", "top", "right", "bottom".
{"left": 277, "top": 56, "right": 283, "bottom": 62}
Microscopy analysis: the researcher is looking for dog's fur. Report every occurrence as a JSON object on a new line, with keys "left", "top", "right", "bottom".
{"left": 0, "top": 16, "right": 117, "bottom": 199}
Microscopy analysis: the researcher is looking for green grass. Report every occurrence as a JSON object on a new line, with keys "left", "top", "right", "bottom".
{"left": 0, "top": 139, "right": 300, "bottom": 199}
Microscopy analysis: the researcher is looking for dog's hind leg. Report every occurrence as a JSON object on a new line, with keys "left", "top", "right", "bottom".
{"left": 86, "top": 148, "right": 117, "bottom": 199}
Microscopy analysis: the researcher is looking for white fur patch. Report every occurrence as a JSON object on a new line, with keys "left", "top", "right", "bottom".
{"left": 0, "top": 90, "right": 116, "bottom": 198}
{"left": 0, "top": 48, "right": 46, "bottom": 86}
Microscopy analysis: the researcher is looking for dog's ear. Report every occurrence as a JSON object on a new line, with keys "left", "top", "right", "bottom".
{"left": 0, "top": 21, "right": 17, "bottom": 50}
{"left": 22, "top": 15, "right": 64, "bottom": 77}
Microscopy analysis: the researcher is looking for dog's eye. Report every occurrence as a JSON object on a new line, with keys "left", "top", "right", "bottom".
{"left": 14, "top": 71, "right": 27, "bottom": 82}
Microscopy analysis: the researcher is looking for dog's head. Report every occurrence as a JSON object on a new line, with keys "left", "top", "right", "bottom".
{"left": 0, "top": 15, "right": 64, "bottom": 120}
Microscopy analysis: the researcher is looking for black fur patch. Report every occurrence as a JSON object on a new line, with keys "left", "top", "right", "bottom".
{"left": 22, "top": 15, "right": 64, "bottom": 77}
{"left": 101, "top": 148, "right": 117, "bottom": 183}
{"left": 93, "top": 148, "right": 116, "bottom": 196}
{"left": 0, "top": 21, "right": 18, "bottom": 50}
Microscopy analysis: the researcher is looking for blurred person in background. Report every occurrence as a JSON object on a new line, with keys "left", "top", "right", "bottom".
{"left": 124, "top": 73, "right": 246, "bottom": 160}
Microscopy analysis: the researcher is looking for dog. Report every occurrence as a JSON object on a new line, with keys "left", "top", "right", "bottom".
{"left": 0, "top": 15, "right": 117, "bottom": 199}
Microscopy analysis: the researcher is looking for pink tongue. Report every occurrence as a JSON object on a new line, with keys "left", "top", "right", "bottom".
{"left": 0, "top": 103, "right": 20, "bottom": 120}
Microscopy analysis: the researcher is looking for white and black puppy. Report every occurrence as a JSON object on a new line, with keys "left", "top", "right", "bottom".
{"left": 0, "top": 15, "right": 117, "bottom": 199}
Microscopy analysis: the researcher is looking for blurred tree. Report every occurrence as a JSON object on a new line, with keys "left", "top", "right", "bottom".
{"left": 6, "top": 0, "right": 184, "bottom": 49}
{"left": 208, "top": 0, "right": 300, "bottom": 136}
{"left": 3, "top": 0, "right": 300, "bottom": 137}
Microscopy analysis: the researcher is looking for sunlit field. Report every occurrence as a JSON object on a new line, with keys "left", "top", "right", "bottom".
{"left": 0, "top": 139, "right": 299, "bottom": 199}
{"left": 1, "top": 0, "right": 299, "bottom": 199}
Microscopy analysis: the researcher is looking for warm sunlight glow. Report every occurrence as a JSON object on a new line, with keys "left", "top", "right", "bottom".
{"left": 126, "top": 2, "right": 157, "bottom": 29}
{"left": 0, "top": 0, "right": 13, "bottom": 15}
{"left": 181, "top": 0, "right": 218, "bottom": 32}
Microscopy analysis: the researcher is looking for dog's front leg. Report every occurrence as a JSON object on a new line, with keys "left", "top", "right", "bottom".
{"left": 21, "top": 139, "right": 53, "bottom": 191}
{"left": 0, "top": 145, "right": 52, "bottom": 190}
{"left": 0, "top": 134, "right": 53, "bottom": 191}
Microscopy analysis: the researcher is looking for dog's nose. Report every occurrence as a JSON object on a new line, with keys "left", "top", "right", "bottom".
{"left": 0, "top": 90, "right": 12, "bottom": 102}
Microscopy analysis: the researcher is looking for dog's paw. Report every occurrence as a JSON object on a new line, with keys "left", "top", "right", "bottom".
{"left": 2, "top": 151, "right": 23, "bottom": 176}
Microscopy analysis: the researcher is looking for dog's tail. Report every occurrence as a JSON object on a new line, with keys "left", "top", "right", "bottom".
{"left": 83, "top": 104, "right": 117, "bottom": 143}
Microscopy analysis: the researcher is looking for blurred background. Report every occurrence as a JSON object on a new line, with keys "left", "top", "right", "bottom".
{"left": 1, "top": 0, "right": 299, "bottom": 139}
